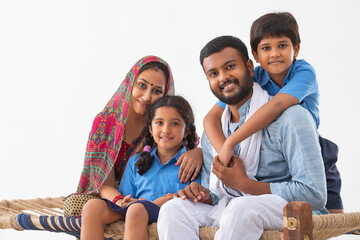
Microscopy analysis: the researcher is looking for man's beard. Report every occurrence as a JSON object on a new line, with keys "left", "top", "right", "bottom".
{"left": 211, "top": 69, "right": 253, "bottom": 105}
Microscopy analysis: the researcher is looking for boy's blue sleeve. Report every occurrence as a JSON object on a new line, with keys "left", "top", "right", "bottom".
{"left": 216, "top": 100, "right": 226, "bottom": 109}
{"left": 279, "top": 62, "right": 318, "bottom": 103}
{"left": 118, "top": 155, "right": 138, "bottom": 197}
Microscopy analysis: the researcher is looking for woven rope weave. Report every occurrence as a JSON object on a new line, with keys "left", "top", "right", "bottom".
{"left": 312, "top": 212, "right": 360, "bottom": 239}
{"left": 1, "top": 196, "right": 359, "bottom": 240}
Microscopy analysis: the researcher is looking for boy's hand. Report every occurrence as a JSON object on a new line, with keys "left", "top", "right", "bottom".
{"left": 152, "top": 193, "right": 179, "bottom": 207}
{"left": 176, "top": 148, "right": 203, "bottom": 183}
{"left": 219, "top": 140, "right": 234, "bottom": 166}
{"left": 178, "top": 182, "right": 211, "bottom": 204}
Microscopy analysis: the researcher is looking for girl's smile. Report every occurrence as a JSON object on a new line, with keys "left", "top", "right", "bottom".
{"left": 160, "top": 136, "right": 173, "bottom": 142}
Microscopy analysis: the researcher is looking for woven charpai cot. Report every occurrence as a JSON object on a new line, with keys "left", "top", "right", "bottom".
{"left": 1, "top": 196, "right": 360, "bottom": 240}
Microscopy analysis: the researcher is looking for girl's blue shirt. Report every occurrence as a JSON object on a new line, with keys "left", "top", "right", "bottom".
{"left": 119, "top": 145, "right": 201, "bottom": 201}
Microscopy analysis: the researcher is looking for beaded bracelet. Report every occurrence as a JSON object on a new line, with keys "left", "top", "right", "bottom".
{"left": 112, "top": 194, "right": 125, "bottom": 203}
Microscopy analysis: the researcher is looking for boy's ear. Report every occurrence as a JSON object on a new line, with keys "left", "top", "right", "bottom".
{"left": 252, "top": 50, "right": 260, "bottom": 63}
{"left": 293, "top": 44, "right": 300, "bottom": 58}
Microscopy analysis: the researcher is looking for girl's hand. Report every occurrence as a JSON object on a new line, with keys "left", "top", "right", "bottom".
{"left": 218, "top": 141, "right": 234, "bottom": 167}
{"left": 175, "top": 148, "right": 203, "bottom": 183}
{"left": 117, "top": 195, "right": 146, "bottom": 208}
{"left": 152, "top": 193, "right": 179, "bottom": 207}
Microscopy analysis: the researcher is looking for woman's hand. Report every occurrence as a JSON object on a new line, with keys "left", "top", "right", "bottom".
{"left": 152, "top": 193, "right": 179, "bottom": 207}
{"left": 175, "top": 148, "right": 203, "bottom": 183}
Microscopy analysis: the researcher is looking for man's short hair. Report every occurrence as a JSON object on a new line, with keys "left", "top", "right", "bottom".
{"left": 250, "top": 12, "right": 301, "bottom": 53}
{"left": 199, "top": 36, "right": 249, "bottom": 67}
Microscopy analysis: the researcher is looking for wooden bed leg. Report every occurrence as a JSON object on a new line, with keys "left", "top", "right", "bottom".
{"left": 283, "top": 201, "right": 312, "bottom": 240}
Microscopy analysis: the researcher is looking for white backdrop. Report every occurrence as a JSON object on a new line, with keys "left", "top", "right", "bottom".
{"left": 1, "top": 0, "right": 359, "bottom": 239}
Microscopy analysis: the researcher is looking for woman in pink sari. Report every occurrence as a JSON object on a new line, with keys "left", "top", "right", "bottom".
{"left": 73, "top": 56, "right": 202, "bottom": 213}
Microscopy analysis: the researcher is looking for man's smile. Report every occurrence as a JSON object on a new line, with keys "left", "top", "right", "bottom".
{"left": 219, "top": 79, "right": 239, "bottom": 91}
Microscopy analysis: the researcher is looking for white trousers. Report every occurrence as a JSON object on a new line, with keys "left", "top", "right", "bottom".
{"left": 157, "top": 194, "right": 287, "bottom": 240}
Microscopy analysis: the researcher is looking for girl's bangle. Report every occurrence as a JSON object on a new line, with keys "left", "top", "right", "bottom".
{"left": 112, "top": 194, "right": 125, "bottom": 203}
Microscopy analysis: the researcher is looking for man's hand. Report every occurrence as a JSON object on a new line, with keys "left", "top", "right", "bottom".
{"left": 175, "top": 148, "right": 203, "bottom": 183}
{"left": 178, "top": 182, "right": 211, "bottom": 204}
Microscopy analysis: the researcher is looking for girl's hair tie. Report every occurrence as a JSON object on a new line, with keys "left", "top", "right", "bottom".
{"left": 195, "top": 137, "right": 200, "bottom": 148}
{"left": 143, "top": 145, "right": 151, "bottom": 153}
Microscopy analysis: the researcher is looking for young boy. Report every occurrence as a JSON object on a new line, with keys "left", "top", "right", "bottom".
{"left": 203, "top": 12, "right": 343, "bottom": 213}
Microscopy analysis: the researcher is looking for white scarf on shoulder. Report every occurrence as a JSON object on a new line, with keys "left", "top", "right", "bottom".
{"left": 209, "top": 82, "right": 269, "bottom": 199}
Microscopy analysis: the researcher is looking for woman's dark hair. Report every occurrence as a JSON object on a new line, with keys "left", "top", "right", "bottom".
{"left": 199, "top": 35, "right": 249, "bottom": 68}
{"left": 138, "top": 61, "right": 170, "bottom": 85}
{"left": 250, "top": 12, "right": 301, "bottom": 53}
{"left": 135, "top": 95, "right": 197, "bottom": 175}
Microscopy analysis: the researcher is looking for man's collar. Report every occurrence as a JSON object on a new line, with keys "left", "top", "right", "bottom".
{"left": 226, "top": 96, "right": 251, "bottom": 124}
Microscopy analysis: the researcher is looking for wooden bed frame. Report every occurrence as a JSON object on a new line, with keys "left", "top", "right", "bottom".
{"left": 1, "top": 197, "right": 359, "bottom": 239}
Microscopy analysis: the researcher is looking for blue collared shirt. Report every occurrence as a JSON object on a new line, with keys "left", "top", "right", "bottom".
{"left": 119, "top": 145, "right": 201, "bottom": 201}
{"left": 201, "top": 97, "right": 327, "bottom": 214}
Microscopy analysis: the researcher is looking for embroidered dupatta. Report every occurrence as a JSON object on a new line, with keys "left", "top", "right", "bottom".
{"left": 76, "top": 56, "right": 175, "bottom": 194}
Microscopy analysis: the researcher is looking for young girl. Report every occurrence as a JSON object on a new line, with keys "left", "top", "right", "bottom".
{"left": 80, "top": 95, "right": 200, "bottom": 240}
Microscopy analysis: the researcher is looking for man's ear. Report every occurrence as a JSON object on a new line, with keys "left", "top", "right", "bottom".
{"left": 246, "top": 59, "right": 255, "bottom": 77}
{"left": 293, "top": 44, "right": 300, "bottom": 58}
{"left": 252, "top": 50, "right": 260, "bottom": 63}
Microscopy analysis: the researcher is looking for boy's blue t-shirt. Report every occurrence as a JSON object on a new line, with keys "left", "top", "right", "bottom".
{"left": 217, "top": 59, "right": 320, "bottom": 128}
{"left": 119, "top": 145, "right": 201, "bottom": 202}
